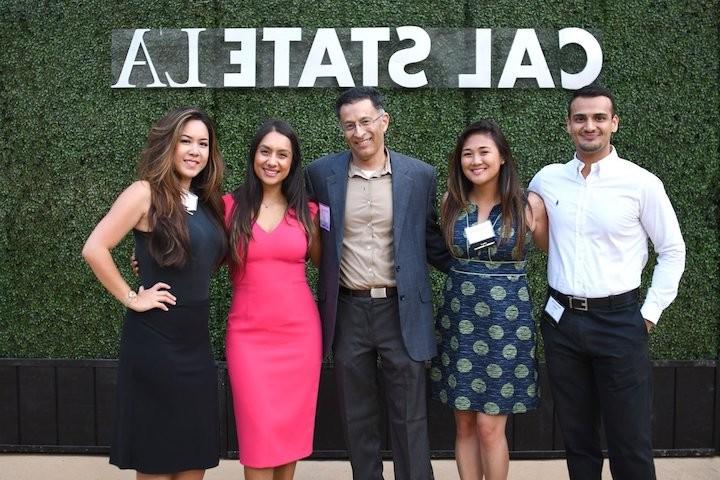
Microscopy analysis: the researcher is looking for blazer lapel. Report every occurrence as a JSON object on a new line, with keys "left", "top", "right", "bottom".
{"left": 326, "top": 152, "right": 351, "bottom": 260}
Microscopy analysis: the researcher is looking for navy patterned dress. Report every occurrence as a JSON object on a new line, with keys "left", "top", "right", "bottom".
{"left": 431, "top": 203, "right": 539, "bottom": 415}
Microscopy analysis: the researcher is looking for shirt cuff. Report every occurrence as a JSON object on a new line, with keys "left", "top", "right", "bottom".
{"left": 640, "top": 303, "right": 662, "bottom": 324}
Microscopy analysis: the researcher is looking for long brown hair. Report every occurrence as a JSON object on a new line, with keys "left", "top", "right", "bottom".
{"left": 228, "top": 119, "right": 314, "bottom": 269}
{"left": 442, "top": 120, "right": 529, "bottom": 260}
{"left": 137, "top": 107, "right": 226, "bottom": 267}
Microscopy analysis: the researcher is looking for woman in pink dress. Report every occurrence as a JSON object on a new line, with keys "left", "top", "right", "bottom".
{"left": 224, "top": 119, "right": 322, "bottom": 480}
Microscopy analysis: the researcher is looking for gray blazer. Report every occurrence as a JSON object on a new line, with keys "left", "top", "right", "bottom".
{"left": 305, "top": 149, "right": 451, "bottom": 361}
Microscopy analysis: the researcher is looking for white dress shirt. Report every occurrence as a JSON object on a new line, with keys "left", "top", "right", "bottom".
{"left": 529, "top": 147, "right": 685, "bottom": 324}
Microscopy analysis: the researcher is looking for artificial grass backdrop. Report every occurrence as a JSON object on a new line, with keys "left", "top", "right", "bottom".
{"left": 1, "top": 0, "right": 717, "bottom": 359}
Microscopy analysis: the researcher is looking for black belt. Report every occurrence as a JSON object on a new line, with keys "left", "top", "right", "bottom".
{"left": 549, "top": 287, "right": 639, "bottom": 312}
{"left": 339, "top": 286, "right": 397, "bottom": 298}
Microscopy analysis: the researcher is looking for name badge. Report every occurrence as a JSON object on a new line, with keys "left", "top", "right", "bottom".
{"left": 544, "top": 296, "right": 565, "bottom": 324}
{"left": 319, "top": 203, "right": 331, "bottom": 231}
{"left": 182, "top": 191, "right": 198, "bottom": 214}
{"left": 465, "top": 220, "right": 495, "bottom": 252}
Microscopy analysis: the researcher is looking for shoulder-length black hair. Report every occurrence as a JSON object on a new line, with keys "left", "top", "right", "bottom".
{"left": 228, "top": 119, "right": 314, "bottom": 268}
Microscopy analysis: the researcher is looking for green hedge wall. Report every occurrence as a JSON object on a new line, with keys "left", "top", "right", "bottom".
{"left": 1, "top": 0, "right": 717, "bottom": 359}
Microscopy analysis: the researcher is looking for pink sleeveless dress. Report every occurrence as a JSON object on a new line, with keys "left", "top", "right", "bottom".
{"left": 224, "top": 195, "right": 322, "bottom": 468}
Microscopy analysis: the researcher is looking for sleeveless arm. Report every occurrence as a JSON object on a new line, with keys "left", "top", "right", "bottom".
{"left": 82, "top": 181, "right": 176, "bottom": 311}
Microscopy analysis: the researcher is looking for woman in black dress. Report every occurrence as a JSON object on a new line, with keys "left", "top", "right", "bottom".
{"left": 83, "top": 107, "right": 226, "bottom": 480}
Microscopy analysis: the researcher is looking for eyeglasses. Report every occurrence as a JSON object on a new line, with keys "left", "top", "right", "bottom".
{"left": 340, "top": 111, "right": 385, "bottom": 133}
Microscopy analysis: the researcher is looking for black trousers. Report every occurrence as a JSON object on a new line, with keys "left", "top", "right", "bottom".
{"left": 333, "top": 293, "right": 433, "bottom": 480}
{"left": 541, "top": 296, "right": 656, "bottom": 480}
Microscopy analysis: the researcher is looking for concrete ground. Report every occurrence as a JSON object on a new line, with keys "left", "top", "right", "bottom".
{"left": 0, "top": 455, "right": 718, "bottom": 480}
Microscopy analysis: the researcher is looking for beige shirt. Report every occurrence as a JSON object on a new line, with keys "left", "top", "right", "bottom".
{"left": 339, "top": 155, "right": 396, "bottom": 289}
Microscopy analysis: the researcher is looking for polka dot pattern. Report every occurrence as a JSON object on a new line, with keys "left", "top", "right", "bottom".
{"left": 486, "top": 364, "right": 502, "bottom": 378}
{"left": 473, "top": 340, "right": 489, "bottom": 356}
{"left": 457, "top": 358, "right": 473, "bottom": 373}
{"left": 461, "top": 281, "right": 476, "bottom": 296}
{"left": 488, "top": 325, "right": 504, "bottom": 339}
{"left": 474, "top": 302, "right": 491, "bottom": 317}
{"left": 490, "top": 286, "right": 507, "bottom": 301}
{"left": 471, "top": 378, "right": 486, "bottom": 393}
{"left": 518, "top": 286, "right": 530, "bottom": 302}
{"left": 458, "top": 319, "right": 474, "bottom": 334}
{"left": 514, "top": 364, "right": 529, "bottom": 378}
{"left": 441, "top": 352, "right": 450, "bottom": 367}
{"left": 450, "top": 297, "right": 461, "bottom": 313}
{"left": 431, "top": 204, "right": 539, "bottom": 416}
{"left": 502, "top": 344, "right": 517, "bottom": 360}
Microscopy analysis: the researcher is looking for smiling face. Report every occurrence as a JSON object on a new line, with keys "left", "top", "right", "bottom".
{"left": 253, "top": 130, "right": 292, "bottom": 189}
{"left": 460, "top": 133, "right": 505, "bottom": 190}
{"left": 173, "top": 119, "right": 210, "bottom": 189}
{"left": 338, "top": 98, "right": 389, "bottom": 166}
{"left": 566, "top": 95, "right": 619, "bottom": 163}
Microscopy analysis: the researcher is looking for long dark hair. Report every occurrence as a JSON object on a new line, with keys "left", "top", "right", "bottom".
{"left": 442, "top": 120, "right": 529, "bottom": 260}
{"left": 228, "top": 119, "right": 314, "bottom": 269}
{"left": 137, "top": 107, "right": 226, "bottom": 268}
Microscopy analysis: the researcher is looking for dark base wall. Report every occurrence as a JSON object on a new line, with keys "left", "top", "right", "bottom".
{"left": 0, "top": 359, "right": 717, "bottom": 458}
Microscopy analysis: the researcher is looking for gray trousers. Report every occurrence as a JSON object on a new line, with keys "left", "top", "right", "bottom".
{"left": 333, "top": 293, "right": 433, "bottom": 480}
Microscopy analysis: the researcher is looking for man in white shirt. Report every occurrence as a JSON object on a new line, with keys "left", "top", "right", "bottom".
{"left": 529, "top": 86, "right": 685, "bottom": 480}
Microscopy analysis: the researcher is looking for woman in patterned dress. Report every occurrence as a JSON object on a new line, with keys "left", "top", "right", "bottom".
{"left": 431, "top": 120, "right": 548, "bottom": 480}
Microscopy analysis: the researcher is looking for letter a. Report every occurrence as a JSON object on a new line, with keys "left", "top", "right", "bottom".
{"left": 112, "top": 29, "right": 166, "bottom": 88}
{"left": 498, "top": 29, "right": 554, "bottom": 88}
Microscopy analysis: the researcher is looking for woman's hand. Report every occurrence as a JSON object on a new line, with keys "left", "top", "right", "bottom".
{"left": 128, "top": 282, "right": 177, "bottom": 312}
{"left": 82, "top": 181, "right": 155, "bottom": 310}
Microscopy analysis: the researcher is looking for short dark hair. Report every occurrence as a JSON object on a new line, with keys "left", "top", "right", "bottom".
{"left": 335, "top": 87, "right": 385, "bottom": 118}
{"left": 567, "top": 85, "right": 617, "bottom": 117}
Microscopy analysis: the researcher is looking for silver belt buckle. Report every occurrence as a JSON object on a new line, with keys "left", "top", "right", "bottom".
{"left": 569, "top": 296, "right": 588, "bottom": 311}
{"left": 370, "top": 287, "right": 387, "bottom": 299}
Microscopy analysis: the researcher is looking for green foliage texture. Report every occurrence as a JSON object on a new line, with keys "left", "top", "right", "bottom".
{"left": 1, "top": 0, "right": 717, "bottom": 359}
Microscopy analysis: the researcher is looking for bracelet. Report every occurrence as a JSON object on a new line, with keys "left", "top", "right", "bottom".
{"left": 125, "top": 290, "right": 138, "bottom": 307}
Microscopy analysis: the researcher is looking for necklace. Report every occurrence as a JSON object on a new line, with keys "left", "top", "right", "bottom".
{"left": 261, "top": 199, "right": 287, "bottom": 209}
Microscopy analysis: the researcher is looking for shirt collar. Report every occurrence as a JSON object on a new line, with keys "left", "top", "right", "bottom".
{"left": 569, "top": 146, "right": 619, "bottom": 179}
{"left": 348, "top": 148, "right": 392, "bottom": 179}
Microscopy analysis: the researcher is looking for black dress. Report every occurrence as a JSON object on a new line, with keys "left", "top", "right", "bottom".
{"left": 110, "top": 202, "right": 224, "bottom": 473}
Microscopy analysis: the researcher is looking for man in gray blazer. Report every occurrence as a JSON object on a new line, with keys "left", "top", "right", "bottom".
{"left": 305, "top": 87, "right": 450, "bottom": 480}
